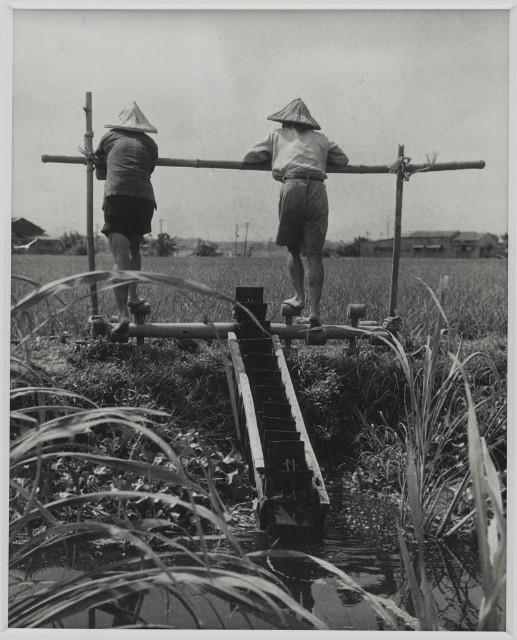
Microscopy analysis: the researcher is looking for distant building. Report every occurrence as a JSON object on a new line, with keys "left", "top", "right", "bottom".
{"left": 452, "top": 231, "right": 499, "bottom": 258}
{"left": 12, "top": 217, "right": 45, "bottom": 243}
{"left": 12, "top": 218, "right": 66, "bottom": 254}
{"left": 359, "top": 230, "right": 499, "bottom": 258}
{"left": 29, "top": 236, "right": 65, "bottom": 254}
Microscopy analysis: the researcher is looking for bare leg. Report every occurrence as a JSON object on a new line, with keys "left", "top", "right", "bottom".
{"left": 306, "top": 253, "right": 324, "bottom": 324}
{"left": 128, "top": 235, "right": 144, "bottom": 305}
{"left": 109, "top": 232, "right": 131, "bottom": 329}
{"left": 284, "top": 247, "right": 305, "bottom": 308}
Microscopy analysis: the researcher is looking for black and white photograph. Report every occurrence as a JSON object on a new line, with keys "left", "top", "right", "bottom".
{"left": 4, "top": 2, "right": 514, "bottom": 634}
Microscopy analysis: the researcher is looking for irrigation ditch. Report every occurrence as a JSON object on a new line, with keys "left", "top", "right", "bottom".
{"left": 10, "top": 322, "right": 507, "bottom": 630}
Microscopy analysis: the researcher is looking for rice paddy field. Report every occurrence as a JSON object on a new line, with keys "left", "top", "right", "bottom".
{"left": 12, "top": 254, "right": 508, "bottom": 341}
{"left": 10, "top": 254, "right": 508, "bottom": 631}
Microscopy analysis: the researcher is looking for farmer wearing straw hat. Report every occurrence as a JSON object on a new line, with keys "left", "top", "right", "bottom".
{"left": 95, "top": 102, "right": 158, "bottom": 334}
{"left": 243, "top": 98, "right": 349, "bottom": 328}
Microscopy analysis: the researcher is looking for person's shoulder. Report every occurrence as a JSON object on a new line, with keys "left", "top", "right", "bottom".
{"left": 139, "top": 132, "right": 158, "bottom": 151}
{"left": 258, "top": 128, "right": 277, "bottom": 142}
{"left": 273, "top": 128, "right": 289, "bottom": 142}
{"left": 147, "top": 134, "right": 159, "bottom": 149}
{"left": 98, "top": 129, "right": 116, "bottom": 145}
{"left": 311, "top": 130, "right": 328, "bottom": 142}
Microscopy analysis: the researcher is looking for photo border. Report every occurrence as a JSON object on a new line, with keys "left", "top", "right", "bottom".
{"left": 1, "top": 1, "right": 515, "bottom": 638}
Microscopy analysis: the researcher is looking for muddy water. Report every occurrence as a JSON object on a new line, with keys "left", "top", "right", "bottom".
{"left": 10, "top": 481, "right": 483, "bottom": 630}
{"left": 236, "top": 478, "right": 483, "bottom": 631}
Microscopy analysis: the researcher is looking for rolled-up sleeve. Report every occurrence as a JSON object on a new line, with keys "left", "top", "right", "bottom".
{"left": 327, "top": 140, "right": 349, "bottom": 166}
{"left": 243, "top": 134, "right": 273, "bottom": 163}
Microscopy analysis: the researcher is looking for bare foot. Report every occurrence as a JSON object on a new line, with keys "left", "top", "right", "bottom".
{"left": 112, "top": 317, "right": 130, "bottom": 334}
{"left": 282, "top": 296, "right": 305, "bottom": 311}
{"left": 309, "top": 314, "right": 322, "bottom": 327}
{"left": 128, "top": 297, "right": 146, "bottom": 308}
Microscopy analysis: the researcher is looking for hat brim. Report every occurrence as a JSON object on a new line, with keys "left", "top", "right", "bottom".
{"left": 105, "top": 124, "right": 158, "bottom": 134}
{"left": 267, "top": 116, "right": 320, "bottom": 130}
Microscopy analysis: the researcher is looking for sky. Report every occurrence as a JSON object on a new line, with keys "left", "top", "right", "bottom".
{"left": 11, "top": 9, "right": 509, "bottom": 243}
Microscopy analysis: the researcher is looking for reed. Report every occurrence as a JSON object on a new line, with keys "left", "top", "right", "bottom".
{"left": 9, "top": 270, "right": 402, "bottom": 630}
{"left": 384, "top": 281, "right": 506, "bottom": 631}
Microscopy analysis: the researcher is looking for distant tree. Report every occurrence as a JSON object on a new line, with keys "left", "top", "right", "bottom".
{"left": 329, "top": 237, "right": 364, "bottom": 257}
{"left": 334, "top": 242, "right": 347, "bottom": 257}
{"left": 95, "top": 234, "right": 109, "bottom": 253}
{"left": 335, "top": 242, "right": 357, "bottom": 257}
{"left": 150, "top": 233, "right": 178, "bottom": 257}
{"left": 60, "top": 231, "right": 88, "bottom": 255}
{"left": 193, "top": 239, "right": 221, "bottom": 257}
{"left": 322, "top": 242, "right": 334, "bottom": 258}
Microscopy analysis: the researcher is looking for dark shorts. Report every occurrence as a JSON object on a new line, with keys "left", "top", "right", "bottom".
{"left": 276, "top": 180, "right": 329, "bottom": 255}
{"left": 102, "top": 195, "right": 155, "bottom": 239}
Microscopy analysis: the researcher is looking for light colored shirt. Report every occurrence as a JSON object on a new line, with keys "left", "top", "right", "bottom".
{"left": 243, "top": 127, "right": 349, "bottom": 181}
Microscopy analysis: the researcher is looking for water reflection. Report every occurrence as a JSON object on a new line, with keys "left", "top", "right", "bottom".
{"left": 9, "top": 482, "right": 484, "bottom": 630}
{"left": 244, "top": 480, "right": 483, "bottom": 631}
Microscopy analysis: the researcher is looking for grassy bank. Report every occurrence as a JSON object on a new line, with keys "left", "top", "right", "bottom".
{"left": 25, "top": 331, "right": 506, "bottom": 519}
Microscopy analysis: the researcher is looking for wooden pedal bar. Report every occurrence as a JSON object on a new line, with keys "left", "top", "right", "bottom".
{"left": 112, "top": 321, "right": 389, "bottom": 341}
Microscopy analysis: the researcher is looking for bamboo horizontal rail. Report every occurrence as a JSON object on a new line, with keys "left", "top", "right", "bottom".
{"left": 114, "top": 321, "right": 389, "bottom": 340}
{"left": 41, "top": 154, "right": 485, "bottom": 174}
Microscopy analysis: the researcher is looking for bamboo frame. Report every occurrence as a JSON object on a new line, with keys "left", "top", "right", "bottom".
{"left": 41, "top": 94, "right": 486, "bottom": 318}
{"left": 110, "top": 320, "right": 390, "bottom": 340}
{"left": 84, "top": 92, "right": 98, "bottom": 315}
{"left": 42, "top": 154, "right": 486, "bottom": 175}
{"left": 390, "top": 144, "right": 405, "bottom": 316}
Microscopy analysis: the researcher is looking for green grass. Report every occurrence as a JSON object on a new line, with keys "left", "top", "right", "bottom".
{"left": 9, "top": 266, "right": 507, "bottom": 630}
{"left": 12, "top": 255, "right": 507, "bottom": 341}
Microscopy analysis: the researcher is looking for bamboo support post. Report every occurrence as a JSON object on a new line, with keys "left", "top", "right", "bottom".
{"left": 84, "top": 92, "right": 98, "bottom": 315}
{"left": 389, "top": 144, "right": 405, "bottom": 316}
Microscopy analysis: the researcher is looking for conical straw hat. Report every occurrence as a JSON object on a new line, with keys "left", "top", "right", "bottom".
{"left": 267, "top": 98, "right": 320, "bottom": 130}
{"left": 105, "top": 102, "right": 158, "bottom": 133}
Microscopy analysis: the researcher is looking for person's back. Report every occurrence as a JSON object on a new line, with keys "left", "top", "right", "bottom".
{"left": 269, "top": 127, "right": 332, "bottom": 181}
{"left": 99, "top": 129, "right": 158, "bottom": 203}
{"left": 95, "top": 101, "right": 159, "bottom": 335}
{"left": 243, "top": 98, "right": 349, "bottom": 326}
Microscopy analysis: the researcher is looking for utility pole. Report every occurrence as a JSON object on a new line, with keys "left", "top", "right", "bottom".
{"left": 243, "top": 222, "right": 250, "bottom": 257}
{"left": 159, "top": 218, "right": 163, "bottom": 234}
{"left": 234, "top": 223, "right": 239, "bottom": 257}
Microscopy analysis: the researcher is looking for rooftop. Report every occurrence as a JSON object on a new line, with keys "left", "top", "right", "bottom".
{"left": 407, "top": 230, "right": 459, "bottom": 239}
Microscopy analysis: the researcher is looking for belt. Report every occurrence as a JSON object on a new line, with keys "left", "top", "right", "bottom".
{"left": 282, "top": 173, "right": 325, "bottom": 183}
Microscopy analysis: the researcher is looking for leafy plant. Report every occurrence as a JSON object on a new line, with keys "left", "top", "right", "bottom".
{"left": 385, "top": 280, "right": 506, "bottom": 631}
